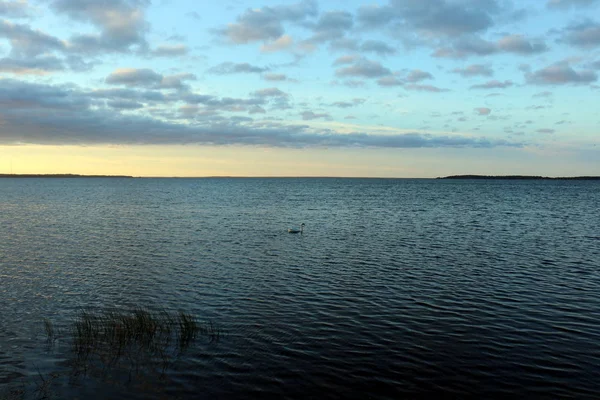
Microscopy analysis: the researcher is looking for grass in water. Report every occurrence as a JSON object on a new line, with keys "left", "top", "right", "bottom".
{"left": 42, "top": 308, "right": 220, "bottom": 382}
{"left": 69, "top": 308, "right": 218, "bottom": 358}
{"left": 43, "top": 318, "right": 54, "bottom": 343}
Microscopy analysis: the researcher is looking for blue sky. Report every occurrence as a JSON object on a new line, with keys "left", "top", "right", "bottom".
{"left": 0, "top": 0, "right": 599, "bottom": 177}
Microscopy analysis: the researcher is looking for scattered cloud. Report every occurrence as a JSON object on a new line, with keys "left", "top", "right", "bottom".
{"left": 526, "top": 62, "right": 597, "bottom": 84}
{"left": 263, "top": 73, "right": 290, "bottom": 81}
{"left": 377, "top": 76, "right": 403, "bottom": 86}
{"left": 537, "top": 128, "right": 556, "bottom": 133}
{"left": 207, "top": 62, "right": 269, "bottom": 74}
{"left": 359, "top": 40, "right": 396, "bottom": 55}
{"left": 0, "top": 0, "right": 30, "bottom": 18}
{"left": 301, "top": 110, "right": 331, "bottom": 120}
{"left": 405, "top": 84, "right": 449, "bottom": 92}
{"left": 0, "top": 19, "right": 66, "bottom": 57}
{"left": 562, "top": 19, "right": 600, "bottom": 48}
{"left": 50, "top": 0, "right": 151, "bottom": 53}
{"left": 251, "top": 87, "right": 288, "bottom": 98}
{"left": 260, "top": 34, "right": 294, "bottom": 53}
{"left": 357, "top": 0, "right": 499, "bottom": 37}
{"left": 452, "top": 64, "right": 494, "bottom": 77}
{"left": 497, "top": 34, "right": 548, "bottom": 54}
{"left": 105, "top": 68, "right": 195, "bottom": 89}
{"left": 405, "top": 69, "right": 433, "bottom": 82}
{"left": 218, "top": 0, "right": 317, "bottom": 44}
{"left": 474, "top": 107, "right": 492, "bottom": 115}
{"left": 107, "top": 99, "right": 144, "bottom": 109}
{"left": 470, "top": 80, "right": 513, "bottom": 89}
{"left": 151, "top": 44, "right": 188, "bottom": 57}
{"left": 330, "top": 98, "right": 365, "bottom": 108}
{"left": 0, "top": 55, "right": 64, "bottom": 74}
{"left": 434, "top": 34, "right": 548, "bottom": 58}
{"left": 308, "top": 10, "right": 353, "bottom": 43}
{"left": 335, "top": 58, "right": 391, "bottom": 78}
{"left": 332, "top": 54, "right": 359, "bottom": 65}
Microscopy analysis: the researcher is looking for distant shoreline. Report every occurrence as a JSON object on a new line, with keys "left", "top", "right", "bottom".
{"left": 438, "top": 175, "right": 600, "bottom": 180}
{"left": 0, "top": 174, "right": 599, "bottom": 180}
{"left": 0, "top": 174, "right": 133, "bottom": 178}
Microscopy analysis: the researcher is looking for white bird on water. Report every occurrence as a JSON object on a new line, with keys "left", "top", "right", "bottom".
{"left": 288, "top": 223, "right": 305, "bottom": 234}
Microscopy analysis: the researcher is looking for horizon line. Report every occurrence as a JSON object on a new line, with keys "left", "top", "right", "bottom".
{"left": 1, "top": 174, "right": 600, "bottom": 180}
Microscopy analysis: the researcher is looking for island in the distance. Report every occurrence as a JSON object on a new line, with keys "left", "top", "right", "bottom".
{"left": 0, "top": 174, "right": 133, "bottom": 178}
{"left": 438, "top": 175, "right": 600, "bottom": 180}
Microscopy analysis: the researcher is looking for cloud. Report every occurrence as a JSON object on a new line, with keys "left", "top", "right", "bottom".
{"left": 330, "top": 98, "right": 365, "bottom": 108}
{"left": 356, "top": 5, "right": 395, "bottom": 29}
{"left": 0, "top": 78, "right": 523, "bottom": 149}
{"left": 470, "top": 80, "right": 513, "bottom": 89}
{"left": 0, "top": 19, "right": 66, "bottom": 57}
{"left": 0, "top": 55, "right": 64, "bottom": 74}
{"left": 107, "top": 99, "right": 144, "bottom": 109}
{"left": 405, "top": 83, "right": 449, "bottom": 92}
{"left": 51, "top": 0, "right": 150, "bottom": 53}
{"left": 301, "top": 110, "right": 331, "bottom": 120}
{"left": 497, "top": 34, "right": 548, "bottom": 54}
{"left": 0, "top": 0, "right": 30, "bottom": 18}
{"left": 0, "top": 78, "right": 92, "bottom": 111}
{"left": 218, "top": 0, "right": 317, "bottom": 44}
{"left": 328, "top": 37, "right": 358, "bottom": 52}
{"left": 207, "top": 62, "right": 269, "bottom": 74}
{"left": 251, "top": 88, "right": 288, "bottom": 98}
{"left": 533, "top": 91, "right": 553, "bottom": 97}
{"left": 537, "top": 128, "right": 556, "bottom": 133}
{"left": 332, "top": 54, "right": 359, "bottom": 65}
{"left": 260, "top": 34, "right": 293, "bottom": 52}
{"left": 547, "top": 0, "right": 598, "bottom": 8}
{"left": 359, "top": 40, "right": 396, "bottom": 55}
{"left": 105, "top": 68, "right": 196, "bottom": 89}
{"left": 89, "top": 88, "right": 167, "bottom": 103}
{"left": 526, "top": 62, "right": 597, "bottom": 84}
{"left": 151, "top": 44, "right": 188, "bottom": 57}
{"left": 248, "top": 106, "right": 266, "bottom": 114}
{"left": 562, "top": 19, "right": 600, "bottom": 48}
{"left": 474, "top": 107, "right": 491, "bottom": 115}
{"left": 263, "top": 73, "right": 289, "bottom": 81}
{"left": 377, "top": 76, "right": 403, "bottom": 86}
{"left": 452, "top": 64, "right": 494, "bottom": 77}
{"left": 434, "top": 34, "right": 547, "bottom": 58}
{"left": 358, "top": 0, "right": 498, "bottom": 37}
{"left": 405, "top": 69, "right": 433, "bottom": 82}
{"left": 335, "top": 58, "right": 391, "bottom": 78}
{"left": 308, "top": 11, "right": 353, "bottom": 43}
{"left": 106, "top": 68, "right": 163, "bottom": 86}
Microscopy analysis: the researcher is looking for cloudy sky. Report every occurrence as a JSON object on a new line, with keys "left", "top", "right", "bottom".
{"left": 0, "top": 0, "right": 599, "bottom": 177}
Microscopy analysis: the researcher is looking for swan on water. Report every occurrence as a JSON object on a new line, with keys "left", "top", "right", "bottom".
{"left": 288, "top": 223, "right": 305, "bottom": 234}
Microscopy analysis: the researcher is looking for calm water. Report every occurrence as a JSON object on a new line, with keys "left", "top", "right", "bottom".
{"left": 1, "top": 178, "right": 599, "bottom": 398}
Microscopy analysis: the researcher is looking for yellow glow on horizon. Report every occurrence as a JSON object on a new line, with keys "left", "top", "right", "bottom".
{"left": 0, "top": 145, "right": 424, "bottom": 177}
{"left": 1, "top": 144, "right": 597, "bottom": 178}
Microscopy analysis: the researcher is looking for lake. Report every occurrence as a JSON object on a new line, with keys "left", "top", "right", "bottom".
{"left": 1, "top": 178, "right": 599, "bottom": 399}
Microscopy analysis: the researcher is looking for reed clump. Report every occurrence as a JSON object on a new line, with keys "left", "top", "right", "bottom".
{"left": 40, "top": 307, "right": 219, "bottom": 379}
{"left": 70, "top": 308, "right": 218, "bottom": 358}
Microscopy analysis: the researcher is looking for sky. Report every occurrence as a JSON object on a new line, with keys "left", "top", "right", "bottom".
{"left": 0, "top": 0, "right": 599, "bottom": 177}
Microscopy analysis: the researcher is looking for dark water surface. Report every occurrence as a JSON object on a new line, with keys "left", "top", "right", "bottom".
{"left": 1, "top": 178, "right": 599, "bottom": 398}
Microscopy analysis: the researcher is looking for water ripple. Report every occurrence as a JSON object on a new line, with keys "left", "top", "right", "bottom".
{"left": 0, "top": 178, "right": 599, "bottom": 398}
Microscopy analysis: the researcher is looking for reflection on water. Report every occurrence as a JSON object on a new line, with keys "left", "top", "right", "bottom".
{"left": 0, "top": 178, "right": 599, "bottom": 398}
